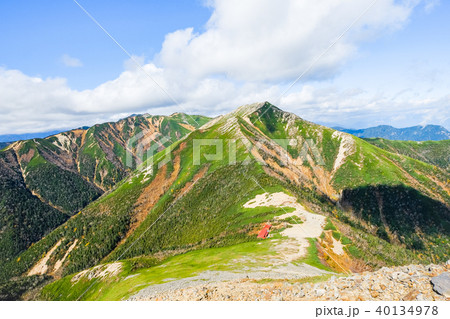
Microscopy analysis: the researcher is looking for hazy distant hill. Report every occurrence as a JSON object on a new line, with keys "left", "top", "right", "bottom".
{"left": 334, "top": 124, "right": 450, "bottom": 141}
{"left": 0, "top": 131, "right": 63, "bottom": 143}
{"left": 0, "top": 142, "right": 10, "bottom": 150}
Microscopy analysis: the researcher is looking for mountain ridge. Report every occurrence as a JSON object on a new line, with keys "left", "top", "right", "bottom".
{"left": 0, "top": 112, "right": 211, "bottom": 274}
{"left": 334, "top": 124, "right": 450, "bottom": 141}
{"left": 1, "top": 102, "right": 448, "bottom": 301}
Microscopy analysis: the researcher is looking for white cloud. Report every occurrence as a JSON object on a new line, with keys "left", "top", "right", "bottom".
{"left": 61, "top": 54, "right": 83, "bottom": 68}
{"left": 157, "top": 0, "right": 414, "bottom": 82}
{"left": 0, "top": 0, "right": 447, "bottom": 135}
{"left": 280, "top": 86, "right": 450, "bottom": 129}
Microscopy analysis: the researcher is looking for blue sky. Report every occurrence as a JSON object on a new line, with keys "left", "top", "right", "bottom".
{"left": 0, "top": 0, "right": 449, "bottom": 134}
{"left": 337, "top": 2, "right": 450, "bottom": 97}
{"left": 0, "top": 0, "right": 211, "bottom": 89}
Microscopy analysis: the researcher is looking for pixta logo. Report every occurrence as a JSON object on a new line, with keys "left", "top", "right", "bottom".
{"left": 192, "top": 138, "right": 325, "bottom": 166}
{"left": 126, "top": 135, "right": 325, "bottom": 171}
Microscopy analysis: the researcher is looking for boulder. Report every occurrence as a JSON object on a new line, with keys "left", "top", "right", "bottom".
{"left": 430, "top": 273, "right": 450, "bottom": 297}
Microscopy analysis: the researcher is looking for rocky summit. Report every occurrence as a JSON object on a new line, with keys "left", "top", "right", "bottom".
{"left": 135, "top": 263, "right": 450, "bottom": 301}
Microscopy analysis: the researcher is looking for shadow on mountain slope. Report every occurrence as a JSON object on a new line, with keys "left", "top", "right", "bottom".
{"left": 339, "top": 184, "right": 450, "bottom": 255}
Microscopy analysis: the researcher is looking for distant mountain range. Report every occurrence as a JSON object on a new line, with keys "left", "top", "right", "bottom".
{"left": 0, "top": 130, "right": 63, "bottom": 143}
{"left": 333, "top": 124, "right": 450, "bottom": 141}
{"left": 2, "top": 123, "right": 449, "bottom": 144}
{"left": 0, "top": 142, "right": 10, "bottom": 150}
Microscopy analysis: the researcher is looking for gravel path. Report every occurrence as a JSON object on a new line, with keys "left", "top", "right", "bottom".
{"left": 128, "top": 263, "right": 330, "bottom": 300}
{"left": 131, "top": 263, "right": 450, "bottom": 301}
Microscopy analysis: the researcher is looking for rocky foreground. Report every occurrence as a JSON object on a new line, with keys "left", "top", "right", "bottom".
{"left": 135, "top": 263, "right": 450, "bottom": 301}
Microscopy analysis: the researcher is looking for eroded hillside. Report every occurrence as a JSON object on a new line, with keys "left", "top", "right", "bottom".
{"left": 0, "top": 113, "right": 210, "bottom": 270}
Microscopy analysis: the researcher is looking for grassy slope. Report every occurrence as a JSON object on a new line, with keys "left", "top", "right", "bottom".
{"left": 42, "top": 235, "right": 292, "bottom": 300}
{"left": 364, "top": 138, "right": 450, "bottom": 171}
{"left": 247, "top": 103, "right": 449, "bottom": 262}
{"left": 2, "top": 109, "right": 309, "bottom": 299}
{"left": 105, "top": 124, "right": 287, "bottom": 261}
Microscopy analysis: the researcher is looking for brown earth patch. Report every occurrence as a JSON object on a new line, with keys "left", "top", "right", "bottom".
{"left": 28, "top": 239, "right": 63, "bottom": 276}
{"left": 317, "top": 234, "right": 351, "bottom": 274}
{"left": 129, "top": 156, "right": 181, "bottom": 235}
{"left": 295, "top": 159, "right": 314, "bottom": 180}
{"left": 20, "top": 148, "right": 35, "bottom": 164}
{"left": 311, "top": 166, "right": 336, "bottom": 199}
{"left": 245, "top": 133, "right": 335, "bottom": 197}
{"left": 111, "top": 144, "right": 185, "bottom": 251}
{"left": 264, "top": 157, "right": 307, "bottom": 187}
{"left": 178, "top": 123, "right": 196, "bottom": 131}
{"left": 318, "top": 231, "right": 368, "bottom": 273}
{"left": 71, "top": 129, "right": 85, "bottom": 137}
{"left": 79, "top": 129, "right": 88, "bottom": 147}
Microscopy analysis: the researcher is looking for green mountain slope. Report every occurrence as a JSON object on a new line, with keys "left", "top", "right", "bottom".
{"left": 364, "top": 138, "right": 450, "bottom": 171}
{"left": 0, "top": 113, "right": 210, "bottom": 271}
{"left": 246, "top": 103, "right": 449, "bottom": 253}
{"left": 1, "top": 103, "right": 448, "bottom": 300}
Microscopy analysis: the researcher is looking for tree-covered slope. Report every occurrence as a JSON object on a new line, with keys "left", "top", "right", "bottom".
{"left": 0, "top": 150, "right": 68, "bottom": 266}
{"left": 14, "top": 138, "right": 102, "bottom": 214}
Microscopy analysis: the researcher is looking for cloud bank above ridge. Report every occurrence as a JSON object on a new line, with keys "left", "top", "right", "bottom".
{"left": 1, "top": 0, "right": 448, "bottom": 134}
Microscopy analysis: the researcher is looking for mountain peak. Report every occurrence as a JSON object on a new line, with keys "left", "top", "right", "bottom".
{"left": 233, "top": 101, "right": 281, "bottom": 116}
{"left": 200, "top": 101, "right": 280, "bottom": 131}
